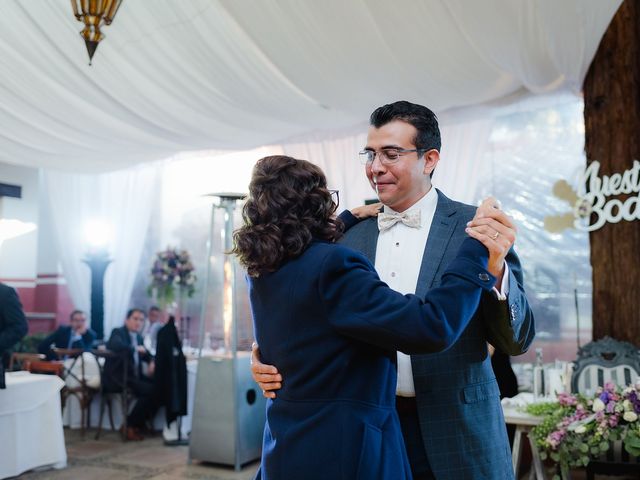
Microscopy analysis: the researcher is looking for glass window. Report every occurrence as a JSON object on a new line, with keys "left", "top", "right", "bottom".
{"left": 477, "top": 97, "right": 591, "bottom": 365}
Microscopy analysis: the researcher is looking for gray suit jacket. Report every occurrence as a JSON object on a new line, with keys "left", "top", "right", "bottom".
{"left": 340, "top": 189, "right": 535, "bottom": 480}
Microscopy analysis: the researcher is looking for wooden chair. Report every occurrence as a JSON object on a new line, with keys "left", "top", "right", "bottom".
{"left": 8, "top": 352, "right": 45, "bottom": 371}
{"left": 572, "top": 336, "right": 640, "bottom": 395}
{"left": 92, "top": 349, "right": 133, "bottom": 441}
{"left": 571, "top": 336, "right": 640, "bottom": 479}
{"left": 52, "top": 348, "right": 98, "bottom": 437}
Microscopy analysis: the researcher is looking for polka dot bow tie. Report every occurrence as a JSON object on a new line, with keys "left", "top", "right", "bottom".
{"left": 377, "top": 210, "right": 421, "bottom": 232}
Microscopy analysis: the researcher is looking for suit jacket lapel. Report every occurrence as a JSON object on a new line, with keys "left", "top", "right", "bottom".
{"left": 415, "top": 189, "right": 459, "bottom": 299}
{"left": 359, "top": 217, "right": 380, "bottom": 263}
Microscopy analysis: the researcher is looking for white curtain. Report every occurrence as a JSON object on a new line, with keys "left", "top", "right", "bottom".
{"left": 43, "top": 165, "right": 157, "bottom": 336}
{"left": 280, "top": 132, "right": 372, "bottom": 210}
{"left": 434, "top": 118, "right": 495, "bottom": 205}
{"left": 0, "top": 0, "right": 620, "bottom": 173}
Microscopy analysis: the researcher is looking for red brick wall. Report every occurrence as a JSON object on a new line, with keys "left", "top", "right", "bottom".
{"left": 1, "top": 274, "right": 74, "bottom": 334}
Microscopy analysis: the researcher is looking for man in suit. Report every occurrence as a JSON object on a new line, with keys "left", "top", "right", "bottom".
{"left": 142, "top": 305, "right": 164, "bottom": 351}
{"left": 252, "top": 101, "right": 535, "bottom": 479}
{"left": 104, "top": 308, "right": 157, "bottom": 441}
{"left": 38, "top": 309, "right": 96, "bottom": 360}
{"left": 0, "top": 282, "right": 28, "bottom": 388}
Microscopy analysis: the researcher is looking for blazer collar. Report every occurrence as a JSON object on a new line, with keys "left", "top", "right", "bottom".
{"left": 414, "top": 189, "right": 460, "bottom": 298}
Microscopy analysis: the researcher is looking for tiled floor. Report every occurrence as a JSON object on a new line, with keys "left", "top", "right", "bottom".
{"left": 17, "top": 429, "right": 258, "bottom": 480}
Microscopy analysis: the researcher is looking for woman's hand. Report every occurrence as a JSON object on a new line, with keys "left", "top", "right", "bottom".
{"left": 350, "top": 202, "right": 383, "bottom": 219}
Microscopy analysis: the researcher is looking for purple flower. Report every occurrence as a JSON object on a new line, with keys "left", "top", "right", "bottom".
{"left": 547, "top": 429, "right": 566, "bottom": 449}
{"left": 558, "top": 392, "right": 578, "bottom": 406}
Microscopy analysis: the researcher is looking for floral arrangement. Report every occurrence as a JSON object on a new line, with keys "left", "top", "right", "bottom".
{"left": 147, "top": 247, "right": 197, "bottom": 308}
{"left": 527, "top": 382, "right": 640, "bottom": 478}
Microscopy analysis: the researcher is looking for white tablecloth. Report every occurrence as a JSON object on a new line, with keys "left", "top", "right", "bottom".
{"left": 0, "top": 371, "right": 67, "bottom": 479}
{"left": 63, "top": 359, "right": 198, "bottom": 440}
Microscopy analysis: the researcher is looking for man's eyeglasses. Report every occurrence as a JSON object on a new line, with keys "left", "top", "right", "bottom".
{"left": 358, "top": 148, "right": 422, "bottom": 165}
{"left": 329, "top": 189, "right": 339, "bottom": 207}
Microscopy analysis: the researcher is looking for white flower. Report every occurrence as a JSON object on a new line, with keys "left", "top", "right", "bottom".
{"left": 623, "top": 411, "right": 638, "bottom": 422}
{"left": 623, "top": 400, "right": 633, "bottom": 411}
{"left": 593, "top": 398, "right": 606, "bottom": 412}
{"left": 575, "top": 425, "right": 587, "bottom": 434}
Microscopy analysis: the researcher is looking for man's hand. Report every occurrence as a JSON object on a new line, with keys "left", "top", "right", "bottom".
{"left": 147, "top": 360, "right": 155, "bottom": 376}
{"left": 136, "top": 345, "right": 147, "bottom": 354}
{"left": 350, "top": 202, "right": 383, "bottom": 219}
{"left": 251, "top": 343, "right": 282, "bottom": 399}
{"left": 465, "top": 197, "right": 516, "bottom": 284}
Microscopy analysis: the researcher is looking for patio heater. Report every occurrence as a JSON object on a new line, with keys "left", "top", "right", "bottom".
{"left": 189, "top": 193, "right": 265, "bottom": 470}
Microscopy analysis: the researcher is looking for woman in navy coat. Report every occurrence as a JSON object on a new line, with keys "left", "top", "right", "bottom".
{"left": 233, "top": 156, "right": 497, "bottom": 480}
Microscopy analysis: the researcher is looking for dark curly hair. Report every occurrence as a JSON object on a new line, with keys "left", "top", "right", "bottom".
{"left": 232, "top": 155, "right": 343, "bottom": 277}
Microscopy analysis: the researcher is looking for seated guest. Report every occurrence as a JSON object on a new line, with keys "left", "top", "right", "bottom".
{"left": 38, "top": 310, "right": 96, "bottom": 360}
{"left": 142, "top": 306, "right": 163, "bottom": 351}
{"left": 104, "top": 308, "right": 157, "bottom": 441}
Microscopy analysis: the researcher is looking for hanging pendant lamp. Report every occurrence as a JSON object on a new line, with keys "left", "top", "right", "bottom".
{"left": 70, "top": 0, "right": 123, "bottom": 64}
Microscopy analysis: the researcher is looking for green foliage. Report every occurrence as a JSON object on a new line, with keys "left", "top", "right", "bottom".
{"left": 625, "top": 427, "right": 640, "bottom": 457}
{"left": 13, "top": 332, "right": 47, "bottom": 353}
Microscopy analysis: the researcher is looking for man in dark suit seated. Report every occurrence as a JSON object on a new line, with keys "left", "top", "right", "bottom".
{"left": 38, "top": 310, "right": 96, "bottom": 360}
{"left": 104, "top": 308, "right": 157, "bottom": 441}
{"left": 0, "top": 282, "right": 28, "bottom": 389}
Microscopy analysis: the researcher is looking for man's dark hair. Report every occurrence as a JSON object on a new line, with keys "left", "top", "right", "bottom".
{"left": 69, "top": 309, "right": 85, "bottom": 320}
{"left": 148, "top": 306, "right": 161, "bottom": 313}
{"left": 126, "top": 308, "right": 145, "bottom": 319}
{"left": 370, "top": 100, "right": 441, "bottom": 153}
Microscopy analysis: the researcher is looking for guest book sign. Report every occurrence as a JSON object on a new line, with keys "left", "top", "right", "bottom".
{"left": 544, "top": 160, "right": 640, "bottom": 232}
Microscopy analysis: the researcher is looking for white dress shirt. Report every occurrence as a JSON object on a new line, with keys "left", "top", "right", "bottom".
{"left": 373, "top": 188, "right": 509, "bottom": 397}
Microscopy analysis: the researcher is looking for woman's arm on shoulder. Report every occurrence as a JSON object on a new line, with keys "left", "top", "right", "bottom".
{"left": 337, "top": 202, "right": 382, "bottom": 232}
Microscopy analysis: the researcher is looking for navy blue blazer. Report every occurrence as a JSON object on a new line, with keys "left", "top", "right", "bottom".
{"left": 104, "top": 326, "right": 151, "bottom": 390}
{"left": 38, "top": 325, "right": 97, "bottom": 360}
{"left": 341, "top": 190, "right": 535, "bottom": 479}
{"left": 252, "top": 237, "right": 495, "bottom": 480}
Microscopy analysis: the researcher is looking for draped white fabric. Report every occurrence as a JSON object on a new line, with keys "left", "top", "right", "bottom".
{"left": 0, "top": 0, "right": 620, "bottom": 173}
{"left": 43, "top": 166, "right": 157, "bottom": 336}
{"left": 434, "top": 118, "right": 495, "bottom": 204}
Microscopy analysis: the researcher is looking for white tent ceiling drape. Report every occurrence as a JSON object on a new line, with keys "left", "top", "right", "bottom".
{"left": 0, "top": 0, "right": 621, "bottom": 173}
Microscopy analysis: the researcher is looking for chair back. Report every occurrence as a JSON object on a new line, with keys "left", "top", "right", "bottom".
{"left": 53, "top": 348, "right": 101, "bottom": 389}
{"left": 91, "top": 349, "right": 129, "bottom": 394}
{"left": 571, "top": 336, "right": 640, "bottom": 396}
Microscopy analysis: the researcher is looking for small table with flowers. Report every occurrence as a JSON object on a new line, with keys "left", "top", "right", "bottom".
{"left": 502, "top": 393, "right": 547, "bottom": 480}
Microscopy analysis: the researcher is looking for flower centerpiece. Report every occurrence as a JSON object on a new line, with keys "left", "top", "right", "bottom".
{"left": 147, "top": 247, "right": 197, "bottom": 309}
{"left": 526, "top": 382, "right": 640, "bottom": 479}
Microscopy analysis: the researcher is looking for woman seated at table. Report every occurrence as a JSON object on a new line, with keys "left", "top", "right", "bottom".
{"left": 233, "top": 155, "right": 498, "bottom": 480}
{"left": 38, "top": 309, "right": 96, "bottom": 360}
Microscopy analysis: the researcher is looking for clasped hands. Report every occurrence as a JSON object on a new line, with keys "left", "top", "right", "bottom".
{"left": 465, "top": 197, "right": 517, "bottom": 285}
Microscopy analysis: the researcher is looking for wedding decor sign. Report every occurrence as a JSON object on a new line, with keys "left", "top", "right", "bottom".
{"left": 526, "top": 382, "right": 640, "bottom": 479}
{"left": 147, "top": 247, "right": 196, "bottom": 308}
{"left": 544, "top": 160, "right": 640, "bottom": 233}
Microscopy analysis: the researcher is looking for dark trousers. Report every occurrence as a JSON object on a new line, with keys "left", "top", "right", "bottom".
{"left": 396, "top": 396, "right": 435, "bottom": 480}
{"left": 127, "top": 376, "right": 159, "bottom": 428}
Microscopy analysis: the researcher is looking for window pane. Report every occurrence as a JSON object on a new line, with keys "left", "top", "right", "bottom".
{"left": 477, "top": 97, "right": 591, "bottom": 365}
